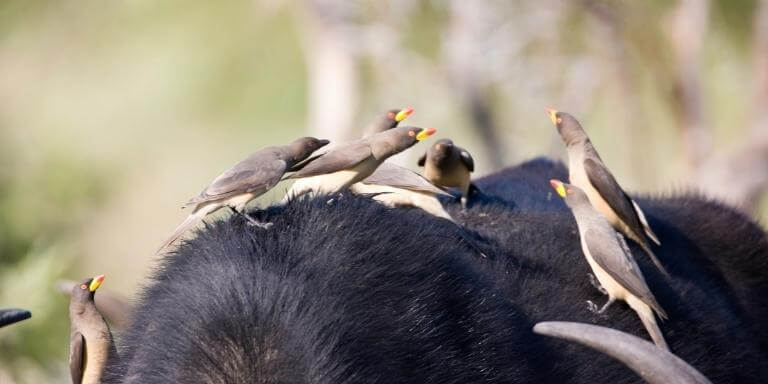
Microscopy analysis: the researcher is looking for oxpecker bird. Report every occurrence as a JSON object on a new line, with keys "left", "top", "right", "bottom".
{"left": 548, "top": 109, "right": 666, "bottom": 275}
{"left": 363, "top": 107, "right": 413, "bottom": 137}
{"left": 69, "top": 275, "right": 118, "bottom": 384}
{"left": 286, "top": 107, "right": 415, "bottom": 201}
{"left": 418, "top": 139, "right": 477, "bottom": 209}
{"left": 352, "top": 162, "right": 453, "bottom": 220}
{"left": 158, "top": 136, "right": 329, "bottom": 252}
{"left": 284, "top": 126, "right": 437, "bottom": 197}
{"left": 550, "top": 180, "right": 669, "bottom": 350}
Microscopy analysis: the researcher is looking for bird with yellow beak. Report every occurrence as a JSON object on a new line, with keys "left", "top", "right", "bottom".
{"left": 69, "top": 275, "right": 119, "bottom": 384}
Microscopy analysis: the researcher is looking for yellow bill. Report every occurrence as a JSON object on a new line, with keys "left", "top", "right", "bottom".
{"left": 89, "top": 274, "right": 105, "bottom": 292}
{"left": 547, "top": 108, "right": 558, "bottom": 125}
{"left": 416, "top": 128, "right": 437, "bottom": 141}
{"left": 395, "top": 107, "right": 414, "bottom": 122}
{"left": 550, "top": 179, "right": 567, "bottom": 198}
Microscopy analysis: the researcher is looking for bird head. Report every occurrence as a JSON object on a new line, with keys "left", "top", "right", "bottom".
{"left": 72, "top": 274, "right": 105, "bottom": 304}
{"left": 549, "top": 179, "right": 589, "bottom": 208}
{"left": 427, "top": 138, "right": 455, "bottom": 163}
{"left": 366, "top": 107, "right": 415, "bottom": 137}
{"left": 547, "top": 109, "right": 587, "bottom": 146}
{"left": 291, "top": 137, "right": 330, "bottom": 162}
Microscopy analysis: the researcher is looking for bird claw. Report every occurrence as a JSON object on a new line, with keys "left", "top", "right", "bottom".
{"left": 247, "top": 221, "right": 273, "bottom": 229}
{"left": 326, "top": 198, "right": 335, "bottom": 205}
{"left": 588, "top": 273, "right": 607, "bottom": 295}
{"left": 586, "top": 300, "right": 599, "bottom": 313}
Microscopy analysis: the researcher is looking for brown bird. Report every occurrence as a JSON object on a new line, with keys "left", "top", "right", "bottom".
{"left": 284, "top": 126, "right": 437, "bottom": 196}
{"left": 551, "top": 180, "right": 669, "bottom": 350}
{"left": 285, "top": 107, "right": 415, "bottom": 201}
{"left": 418, "top": 139, "right": 477, "bottom": 209}
{"left": 548, "top": 109, "right": 665, "bottom": 275}
{"left": 352, "top": 162, "right": 453, "bottom": 220}
{"left": 57, "top": 280, "right": 132, "bottom": 330}
{"left": 363, "top": 107, "right": 413, "bottom": 137}
{"left": 158, "top": 136, "right": 329, "bottom": 252}
{"left": 69, "top": 275, "right": 118, "bottom": 384}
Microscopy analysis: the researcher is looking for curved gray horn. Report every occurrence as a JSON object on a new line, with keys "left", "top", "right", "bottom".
{"left": 0, "top": 308, "right": 31, "bottom": 328}
{"left": 533, "top": 321, "right": 712, "bottom": 384}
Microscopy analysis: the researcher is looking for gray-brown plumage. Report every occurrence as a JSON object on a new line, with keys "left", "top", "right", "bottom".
{"left": 58, "top": 280, "right": 132, "bottom": 330}
{"left": 549, "top": 110, "right": 666, "bottom": 275}
{"left": 157, "top": 136, "right": 329, "bottom": 252}
{"left": 69, "top": 275, "right": 118, "bottom": 384}
{"left": 363, "top": 107, "right": 413, "bottom": 137}
{"left": 284, "top": 126, "right": 437, "bottom": 196}
{"left": 551, "top": 180, "right": 669, "bottom": 350}
{"left": 352, "top": 162, "right": 453, "bottom": 220}
{"left": 418, "top": 139, "right": 476, "bottom": 209}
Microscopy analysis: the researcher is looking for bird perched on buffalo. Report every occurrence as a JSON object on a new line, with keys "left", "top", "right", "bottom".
{"left": 285, "top": 107, "right": 416, "bottom": 201}
{"left": 363, "top": 107, "right": 413, "bottom": 137}
{"left": 418, "top": 138, "right": 477, "bottom": 209}
{"left": 0, "top": 308, "right": 31, "bottom": 328}
{"left": 550, "top": 180, "right": 669, "bottom": 350}
{"left": 70, "top": 274, "right": 118, "bottom": 384}
{"left": 284, "top": 126, "right": 437, "bottom": 197}
{"left": 157, "top": 136, "right": 329, "bottom": 252}
{"left": 548, "top": 109, "right": 666, "bottom": 275}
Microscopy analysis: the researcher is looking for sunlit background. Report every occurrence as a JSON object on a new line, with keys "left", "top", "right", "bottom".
{"left": 1, "top": 0, "right": 766, "bottom": 382}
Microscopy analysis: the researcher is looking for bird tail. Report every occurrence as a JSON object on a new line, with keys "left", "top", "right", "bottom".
{"left": 156, "top": 204, "right": 218, "bottom": 254}
{"left": 631, "top": 199, "right": 661, "bottom": 246}
{"left": 635, "top": 303, "right": 670, "bottom": 351}
{"left": 639, "top": 242, "right": 669, "bottom": 277}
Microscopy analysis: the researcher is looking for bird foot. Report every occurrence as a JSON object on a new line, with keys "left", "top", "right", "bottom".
{"left": 241, "top": 212, "right": 273, "bottom": 229}
{"left": 247, "top": 221, "right": 273, "bottom": 229}
{"left": 588, "top": 273, "right": 607, "bottom": 295}
{"left": 326, "top": 198, "right": 335, "bottom": 205}
{"left": 586, "top": 301, "right": 609, "bottom": 318}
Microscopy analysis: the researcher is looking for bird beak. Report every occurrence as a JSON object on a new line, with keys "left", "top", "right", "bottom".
{"left": 547, "top": 108, "right": 558, "bottom": 125}
{"left": 318, "top": 139, "right": 330, "bottom": 147}
{"left": 550, "top": 179, "right": 567, "bottom": 198}
{"left": 395, "top": 107, "right": 414, "bottom": 122}
{"left": 416, "top": 128, "right": 437, "bottom": 141}
{"left": 89, "top": 275, "right": 105, "bottom": 292}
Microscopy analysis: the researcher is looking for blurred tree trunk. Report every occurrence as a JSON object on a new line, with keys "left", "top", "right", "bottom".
{"left": 443, "top": 0, "right": 506, "bottom": 170}
{"left": 696, "top": 0, "right": 768, "bottom": 211}
{"left": 667, "top": 0, "right": 711, "bottom": 171}
{"left": 298, "top": 0, "right": 360, "bottom": 142}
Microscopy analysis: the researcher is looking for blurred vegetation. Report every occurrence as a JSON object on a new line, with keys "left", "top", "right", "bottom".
{"left": 0, "top": 0, "right": 765, "bottom": 382}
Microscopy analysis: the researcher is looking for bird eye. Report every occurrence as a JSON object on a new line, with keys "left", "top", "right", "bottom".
{"left": 556, "top": 117, "right": 562, "bottom": 124}
{"left": 408, "top": 130, "right": 415, "bottom": 137}
{"left": 80, "top": 284, "right": 87, "bottom": 290}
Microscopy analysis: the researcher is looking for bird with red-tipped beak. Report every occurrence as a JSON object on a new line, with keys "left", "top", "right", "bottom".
{"left": 548, "top": 109, "right": 666, "bottom": 276}
{"left": 550, "top": 180, "right": 669, "bottom": 350}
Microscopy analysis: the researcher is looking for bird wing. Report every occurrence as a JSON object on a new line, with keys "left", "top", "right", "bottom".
{"left": 362, "top": 162, "right": 452, "bottom": 196}
{"left": 70, "top": 332, "right": 85, "bottom": 384}
{"left": 584, "top": 228, "right": 666, "bottom": 317}
{"left": 583, "top": 158, "right": 645, "bottom": 237}
{"left": 287, "top": 140, "right": 372, "bottom": 179}
{"left": 458, "top": 148, "right": 474, "bottom": 172}
{"left": 186, "top": 150, "right": 287, "bottom": 206}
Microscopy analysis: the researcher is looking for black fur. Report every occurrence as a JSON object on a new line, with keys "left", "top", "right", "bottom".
{"left": 105, "top": 157, "right": 768, "bottom": 383}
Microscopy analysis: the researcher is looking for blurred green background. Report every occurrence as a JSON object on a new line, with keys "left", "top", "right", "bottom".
{"left": 1, "top": 0, "right": 766, "bottom": 382}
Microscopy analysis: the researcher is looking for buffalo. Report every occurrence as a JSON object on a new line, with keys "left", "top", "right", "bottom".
{"left": 103, "top": 157, "right": 768, "bottom": 383}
